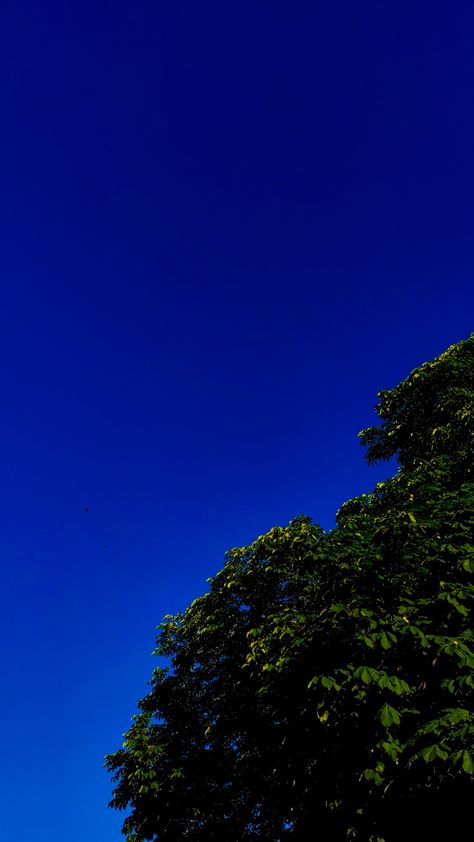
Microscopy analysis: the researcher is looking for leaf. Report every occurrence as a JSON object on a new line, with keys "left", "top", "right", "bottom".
{"left": 364, "top": 768, "right": 383, "bottom": 785}
{"left": 419, "top": 744, "right": 449, "bottom": 763}
{"left": 354, "top": 666, "right": 372, "bottom": 685}
{"left": 462, "top": 750, "right": 474, "bottom": 774}
{"left": 380, "top": 703, "right": 401, "bottom": 727}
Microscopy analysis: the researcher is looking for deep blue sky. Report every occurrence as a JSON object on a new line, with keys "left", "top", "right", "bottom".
{"left": 1, "top": 2, "right": 473, "bottom": 839}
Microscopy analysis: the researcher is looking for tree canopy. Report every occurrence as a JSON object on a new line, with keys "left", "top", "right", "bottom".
{"left": 106, "top": 334, "right": 474, "bottom": 841}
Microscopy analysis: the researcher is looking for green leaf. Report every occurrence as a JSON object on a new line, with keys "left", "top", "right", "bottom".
{"left": 419, "top": 744, "right": 449, "bottom": 763}
{"left": 354, "top": 666, "right": 372, "bottom": 684}
{"left": 380, "top": 703, "right": 401, "bottom": 727}
{"left": 462, "top": 750, "right": 474, "bottom": 774}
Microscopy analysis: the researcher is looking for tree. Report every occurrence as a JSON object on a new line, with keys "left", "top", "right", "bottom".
{"left": 106, "top": 335, "right": 474, "bottom": 841}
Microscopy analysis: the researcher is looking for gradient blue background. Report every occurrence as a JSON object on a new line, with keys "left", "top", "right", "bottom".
{"left": 1, "top": 2, "right": 473, "bottom": 839}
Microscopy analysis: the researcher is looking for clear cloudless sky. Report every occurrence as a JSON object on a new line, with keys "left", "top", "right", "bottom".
{"left": 1, "top": 1, "right": 473, "bottom": 839}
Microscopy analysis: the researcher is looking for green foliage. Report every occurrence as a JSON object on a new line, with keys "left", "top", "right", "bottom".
{"left": 106, "top": 335, "right": 474, "bottom": 840}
